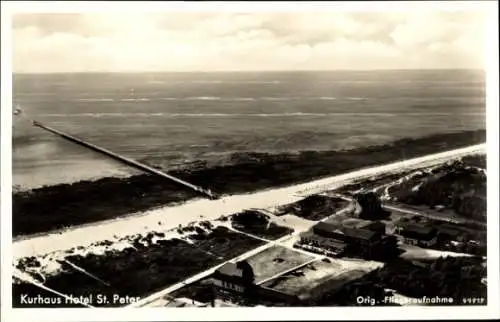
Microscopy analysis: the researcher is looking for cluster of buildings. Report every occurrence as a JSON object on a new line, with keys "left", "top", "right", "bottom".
{"left": 297, "top": 215, "right": 476, "bottom": 258}
{"left": 396, "top": 220, "right": 484, "bottom": 253}
{"left": 396, "top": 222, "right": 438, "bottom": 247}
{"left": 298, "top": 220, "right": 395, "bottom": 259}
{"left": 206, "top": 191, "right": 483, "bottom": 307}
{"left": 204, "top": 219, "right": 480, "bottom": 307}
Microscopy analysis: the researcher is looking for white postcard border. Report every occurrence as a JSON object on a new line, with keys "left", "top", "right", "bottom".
{"left": 1, "top": 1, "right": 499, "bottom": 321}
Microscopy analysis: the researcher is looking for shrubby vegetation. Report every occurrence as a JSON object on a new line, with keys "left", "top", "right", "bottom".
{"left": 231, "top": 210, "right": 294, "bottom": 240}
{"left": 278, "top": 195, "right": 349, "bottom": 220}
{"left": 461, "top": 154, "right": 486, "bottom": 169}
{"left": 354, "top": 192, "right": 391, "bottom": 220}
{"left": 390, "top": 160, "right": 486, "bottom": 222}
{"left": 13, "top": 130, "right": 485, "bottom": 236}
{"left": 13, "top": 227, "right": 263, "bottom": 307}
{"left": 315, "top": 257, "right": 486, "bottom": 306}
{"left": 334, "top": 170, "right": 416, "bottom": 195}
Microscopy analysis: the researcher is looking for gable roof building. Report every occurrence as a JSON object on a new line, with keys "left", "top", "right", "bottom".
{"left": 312, "top": 222, "right": 381, "bottom": 243}
{"left": 399, "top": 223, "right": 437, "bottom": 241}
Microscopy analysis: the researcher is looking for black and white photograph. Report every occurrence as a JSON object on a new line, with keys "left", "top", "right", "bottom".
{"left": 1, "top": 1, "right": 499, "bottom": 321}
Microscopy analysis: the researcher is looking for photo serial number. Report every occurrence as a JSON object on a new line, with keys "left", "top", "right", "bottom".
{"left": 19, "top": 294, "right": 141, "bottom": 306}
{"left": 462, "top": 297, "right": 486, "bottom": 305}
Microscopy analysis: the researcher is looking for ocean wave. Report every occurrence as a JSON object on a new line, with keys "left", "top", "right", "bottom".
{"left": 236, "top": 80, "right": 281, "bottom": 84}
{"left": 331, "top": 81, "right": 382, "bottom": 84}
{"left": 173, "top": 80, "right": 282, "bottom": 84}
{"left": 191, "top": 80, "right": 223, "bottom": 84}
{"left": 161, "top": 97, "right": 276, "bottom": 101}
{"left": 346, "top": 97, "right": 368, "bottom": 101}
{"left": 67, "top": 96, "right": 380, "bottom": 102}
{"left": 74, "top": 98, "right": 115, "bottom": 102}
{"left": 38, "top": 112, "right": 484, "bottom": 118}
{"left": 120, "top": 98, "right": 150, "bottom": 102}
{"left": 260, "top": 97, "right": 293, "bottom": 101}
{"left": 227, "top": 97, "right": 256, "bottom": 101}
{"left": 16, "top": 93, "right": 58, "bottom": 96}
{"left": 185, "top": 96, "right": 221, "bottom": 100}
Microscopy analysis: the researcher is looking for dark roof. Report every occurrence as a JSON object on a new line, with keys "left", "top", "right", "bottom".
{"left": 362, "top": 221, "right": 386, "bottom": 231}
{"left": 322, "top": 239, "right": 348, "bottom": 250}
{"left": 314, "top": 222, "right": 338, "bottom": 232}
{"left": 438, "top": 227, "right": 463, "bottom": 237}
{"left": 313, "top": 222, "right": 378, "bottom": 241}
{"left": 302, "top": 232, "right": 348, "bottom": 249}
{"left": 400, "top": 223, "right": 436, "bottom": 240}
{"left": 439, "top": 223, "right": 464, "bottom": 231}
{"left": 340, "top": 218, "right": 371, "bottom": 229}
{"left": 341, "top": 227, "right": 378, "bottom": 241}
{"left": 215, "top": 262, "right": 243, "bottom": 278}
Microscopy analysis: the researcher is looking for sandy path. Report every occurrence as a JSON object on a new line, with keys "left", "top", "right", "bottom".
{"left": 399, "top": 244, "right": 474, "bottom": 260}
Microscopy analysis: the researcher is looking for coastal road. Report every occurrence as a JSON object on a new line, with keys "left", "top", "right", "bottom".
{"left": 384, "top": 204, "right": 486, "bottom": 226}
{"left": 13, "top": 143, "right": 485, "bottom": 259}
{"left": 336, "top": 192, "right": 484, "bottom": 226}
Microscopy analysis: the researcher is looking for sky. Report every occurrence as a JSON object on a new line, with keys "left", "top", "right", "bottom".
{"left": 11, "top": 9, "right": 488, "bottom": 73}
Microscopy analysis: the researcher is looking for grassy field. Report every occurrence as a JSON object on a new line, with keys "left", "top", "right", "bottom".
{"left": 277, "top": 195, "right": 350, "bottom": 220}
{"left": 262, "top": 258, "right": 383, "bottom": 300}
{"left": 230, "top": 210, "right": 294, "bottom": 240}
{"left": 246, "top": 246, "right": 315, "bottom": 284}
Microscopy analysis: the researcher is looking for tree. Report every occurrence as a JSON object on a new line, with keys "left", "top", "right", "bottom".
{"left": 355, "top": 192, "right": 390, "bottom": 220}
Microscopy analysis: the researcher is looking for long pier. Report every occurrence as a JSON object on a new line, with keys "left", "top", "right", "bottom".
{"left": 32, "top": 121, "right": 218, "bottom": 199}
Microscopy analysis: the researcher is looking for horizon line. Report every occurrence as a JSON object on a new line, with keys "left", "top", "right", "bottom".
{"left": 12, "top": 68, "right": 485, "bottom": 75}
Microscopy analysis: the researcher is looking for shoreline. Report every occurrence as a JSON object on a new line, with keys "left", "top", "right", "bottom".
{"left": 13, "top": 141, "right": 485, "bottom": 259}
{"left": 13, "top": 129, "right": 486, "bottom": 238}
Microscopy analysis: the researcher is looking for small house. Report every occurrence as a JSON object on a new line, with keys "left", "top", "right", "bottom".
{"left": 212, "top": 261, "right": 255, "bottom": 297}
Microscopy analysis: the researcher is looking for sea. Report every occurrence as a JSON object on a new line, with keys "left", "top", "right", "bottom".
{"left": 12, "top": 70, "right": 486, "bottom": 190}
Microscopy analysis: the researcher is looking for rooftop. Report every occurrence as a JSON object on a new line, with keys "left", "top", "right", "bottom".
{"left": 342, "top": 227, "right": 378, "bottom": 241}
{"left": 437, "top": 226, "right": 464, "bottom": 237}
{"left": 215, "top": 262, "right": 244, "bottom": 278}
{"left": 313, "top": 222, "right": 378, "bottom": 241}
{"left": 313, "top": 222, "right": 339, "bottom": 232}
{"left": 301, "top": 231, "right": 348, "bottom": 249}
{"left": 339, "top": 218, "right": 372, "bottom": 229}
{"left": 399, "top": 223, "right": 436, "bottom": 240}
